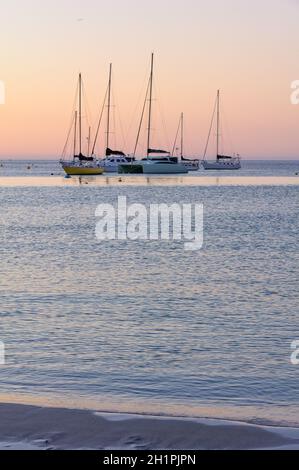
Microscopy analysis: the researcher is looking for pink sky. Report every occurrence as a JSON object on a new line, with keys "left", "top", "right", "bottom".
{"left": 0, "top": 0, "right": 299, "bottom": 159}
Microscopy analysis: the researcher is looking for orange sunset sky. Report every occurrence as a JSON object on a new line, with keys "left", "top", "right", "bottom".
{"left": 0, "top": 0, "right": 299, "bottom": 159}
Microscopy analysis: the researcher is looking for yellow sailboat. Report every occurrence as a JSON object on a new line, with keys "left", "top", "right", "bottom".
{"left": 60, "top": 74, "right": 104, "bottom": 176}
{"left": 61, "top": 162, "right": 104, "bottom": 175}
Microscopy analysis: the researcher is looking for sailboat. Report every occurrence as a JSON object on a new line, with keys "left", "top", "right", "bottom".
{"left": 172, "top": 113, "right": 199, "bottom": 171}
{"left": 92, "top": 64, "right": 133, "bottom": 173}
{"left": 202, "top": 90, "right": 241, "bottom": 170}
{"left": 119, "top": 54, "right": 188, "bottom": 174}
{"left": 60, "top": 74, "right": 104, "bottom": 176}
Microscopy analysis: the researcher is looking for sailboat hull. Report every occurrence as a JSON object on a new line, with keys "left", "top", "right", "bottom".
{"left": 119, "top": 161, "right": 188, "bottom": 174}
{"left": 202, "top": 160, "right": 241, "bottom": 170}
{"left": 118, "top": 164, "right": 143, "bottom": 174}
{"left": 142, "top": 162, "right": 188, "bottom": 174}
{"left": 181, "top": 160, "right": 200, "bottom": 171}
{"left": 62, "top": 164, "right": 104, "bottom": 175}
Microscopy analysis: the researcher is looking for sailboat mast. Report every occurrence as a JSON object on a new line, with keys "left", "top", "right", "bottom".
{"left": 73, "top": 111, "right": 78, "bottom": 157}
{"left": 216, "top": 89, "right": 220, "bottom": 157}
{"left": 106, "top": 63, "right": 112, "bottom": 150}
{"left": 180, "top": 112, "right": 184, "bottom": 159}
{"left": 147, "top": 53, "right": 154, "bottom": 158}
{"left": 79, "top": 73, "right": 82, "bottom": 155}
{"left": 87, "top": 126, "right": 91, "bottom": 157}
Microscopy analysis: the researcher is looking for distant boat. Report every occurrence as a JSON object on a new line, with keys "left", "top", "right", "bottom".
{"left": 92, "top": 64, "right": 132, "bottom": 173}
{"left": 202, "top": 90, "right": 241, "bottom": 170}
{"left": 119, "top": 54, "right": 188, "bottom": 175}
{"left": 172, "top": 113, "right": 200, "bottom": 171}
{"left": 60, "top": 74, "right": 104, "bottom": 176}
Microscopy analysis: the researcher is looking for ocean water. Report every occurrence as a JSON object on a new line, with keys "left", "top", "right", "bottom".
{"left": 0, "top": 160, "right": 298, "bottom": 426}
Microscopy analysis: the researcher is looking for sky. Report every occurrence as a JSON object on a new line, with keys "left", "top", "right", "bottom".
{"left": 0, "top": 0, "right": 299, "bottom": 159}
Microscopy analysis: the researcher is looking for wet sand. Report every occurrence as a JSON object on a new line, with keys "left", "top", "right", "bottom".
{"left": 0, "top": 403, "right": 298, "bottom": 450}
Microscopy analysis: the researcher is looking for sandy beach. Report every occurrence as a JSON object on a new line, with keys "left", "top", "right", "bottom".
{"left": 0, "top": 403, "right": 298, "bottom": 450}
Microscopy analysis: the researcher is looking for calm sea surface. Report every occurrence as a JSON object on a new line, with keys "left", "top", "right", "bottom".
{"left": 0, "top": 160, "right": 298, "bottom": 425}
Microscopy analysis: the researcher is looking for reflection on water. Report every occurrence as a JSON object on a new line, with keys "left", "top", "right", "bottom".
{"left": 0, "top": 175, "right": 299, "bottom": 187}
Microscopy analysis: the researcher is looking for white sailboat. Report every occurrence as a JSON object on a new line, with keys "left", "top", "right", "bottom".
{"left": 60, "top": 74, "right": 104, "bottom": 176}
{"left": 119, "top": 54, "right": 188, "bottom": 175}
{"left": 92, "top": 64, "right": 133, "bottom": 172}
{"left": 172, "top": 113, "right": 200, "bottom": 171}
{"left": 202, "top": 90, "right": 241, "bottom": 170}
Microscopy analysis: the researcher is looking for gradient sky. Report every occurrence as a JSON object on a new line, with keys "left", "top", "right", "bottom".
{"left": 1, "top": 0, "right": 299, "bottom": 159}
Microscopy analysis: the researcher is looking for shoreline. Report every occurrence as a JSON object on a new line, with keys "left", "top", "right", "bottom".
{"left": 1, "top": 392, "right": 299, "bottom": 428}
{"left": 0, "top": 402, "right": 299, "bottom": 450}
